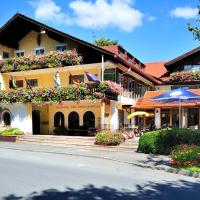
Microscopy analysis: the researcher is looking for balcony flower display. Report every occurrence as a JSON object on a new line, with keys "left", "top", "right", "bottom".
{"left": 0, "top": 82, "right": 120, "bottom": 104}
{"left": 0, "top": 49, "right": 83, "bottom": 72}
{"left": 170, "top": 71, "right": 200, "bottom": 82}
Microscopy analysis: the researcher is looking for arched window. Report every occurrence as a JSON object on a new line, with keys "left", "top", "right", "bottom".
{"left": 2, "top": 111, "right": 11, "bottom": 126}
{"left": 54, "top": 112, "right": 64, "bottom": 127}
{"left": 68, "top": 112, "right": 79, "bottom": 129}
{"left": 83, "top": 111, "right": 95, "bottom": 128}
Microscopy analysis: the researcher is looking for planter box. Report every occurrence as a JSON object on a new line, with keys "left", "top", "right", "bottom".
{"left": 0, "top": 135, "right": 19, "bottom": 142}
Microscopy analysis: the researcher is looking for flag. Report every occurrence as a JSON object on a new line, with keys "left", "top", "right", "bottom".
{"left": 25, "top": 78, "right": 32, "bottom": 89}
{"left": 85, "top": 72, "right": 100, "bottom": 83}
{"left": 54, "top": 71, "right": 61, "bottom": 87}
{"left": 10, "top": 75, "right": 16, "bottom": 89}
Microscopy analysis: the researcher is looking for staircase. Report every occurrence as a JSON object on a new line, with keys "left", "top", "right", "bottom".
{"left": 17, "top": 135, "right": 139, "bottom": 152}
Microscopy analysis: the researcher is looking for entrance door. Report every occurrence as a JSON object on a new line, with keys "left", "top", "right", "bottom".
{"left": 32, "top": 110, "right": 40, "bottom": 134}
{"left": 188, "top": 108, "right": 199, "bottom": 128}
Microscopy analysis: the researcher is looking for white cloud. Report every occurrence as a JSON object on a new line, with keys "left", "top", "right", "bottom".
{"left": 29, "top": 0, "right": 71, "bottom": 25}
{"left": 170, "top": 6, "right": 198, "bottom": 19}
{"left": 29, "top": 0, "right": 143, "bottom": 32}
{"left": 147, "top": 16, "right": 156, "bottom": 22}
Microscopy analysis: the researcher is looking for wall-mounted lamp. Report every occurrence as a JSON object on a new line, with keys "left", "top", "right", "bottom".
{"left": 40, "top": 29, "right": 46, "bottom": 34}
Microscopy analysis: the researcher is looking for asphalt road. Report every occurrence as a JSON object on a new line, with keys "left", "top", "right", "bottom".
{"left": 0, "top": 148, "right": 200, "bottom": 200}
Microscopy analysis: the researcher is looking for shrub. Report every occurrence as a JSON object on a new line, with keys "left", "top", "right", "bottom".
{"left": 95, "top": 131, "right": 125, "bottom": 146}
{"left": 137, "top": 128, "right": 200, "bottom": 155}
{"left": 0, "top": 128, "right": 24, "bottom": 136}
{"left": 170, "top": 145, "right": 200, "bottom": 167}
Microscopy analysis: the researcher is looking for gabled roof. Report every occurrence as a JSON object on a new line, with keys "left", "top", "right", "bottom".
{"left": 0, "top": 13, "right": 113, "bottom": 56}
{"left": 144, "top": 62, "right": 167, "bottom": 78}
{"left": 0, "top": 13, "right": 160, "bottom": 84}
{"left": 165, "top": 46, "right": 200, "bottom": 68}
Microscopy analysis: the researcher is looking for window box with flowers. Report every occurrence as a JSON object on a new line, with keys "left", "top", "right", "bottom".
{"left": 170, "top": 71, "right": 200, "bottom": 82}
{"left": 0, "top": 81, "right": 122, "bottom": 104}
{"left": 0, "top": 49, "right": 82, "bottom": 73}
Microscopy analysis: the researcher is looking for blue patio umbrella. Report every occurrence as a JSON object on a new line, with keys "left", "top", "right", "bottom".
{"left": 150, "top": 88, "right": 200, "bottom": 128}
{"left": 85, "top": 72, "right": 100, "bottom": 83}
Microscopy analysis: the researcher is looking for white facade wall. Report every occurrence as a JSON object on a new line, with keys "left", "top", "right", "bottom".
{"left": 155, "top": 108, "right": 161, "bottom": 129}
{"left": 0, "top": 103, "right": 32, "bottom": 133}
{"left": 110, "top": 101, "right": 119, "bottom": 130}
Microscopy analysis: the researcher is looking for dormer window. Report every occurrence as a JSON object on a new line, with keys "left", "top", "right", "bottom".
{"left": 119, "top": 52, "right": 124, "bottom": 59}
{"left": 15, "top": 50, "right": 25, "bottom": 57}
{"left": 35, "top": 47, "right": 45, "bottom": 55}
{"left": 56, "top": 44, "right": 67, "bottom": 52}
{"left": 128, "top": 58, "right": 132, "bottom": 64}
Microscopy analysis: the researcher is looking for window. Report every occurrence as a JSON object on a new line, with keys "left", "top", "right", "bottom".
{"left": 56, "top": 44, "right": 67, "bottom": 52}
{"left": 69, "top": 74, "right": 84, "bottom": 84}
{"left": 104, "top": 69, "right": 116, "bottom": 82}
{"left": 128, "top": 58, "right": 133, "bottom": 64}
{"left": 3, "top": 51, "right": 9, "bottom": 59}
{"left": 184, "top": 65, "right": 200, "bottom": 72}
{"left": 27, "top": 79, "right": 38, "bottom": 87}
{"left": 16, "top": 80, "right": 23, "bottom": 88}
{"left": 15, "top": 50, "right": 25, "bottom": 57}
{"left": 9, "top": 80, "right": 23, "bottom": 89}
{"left": 54, "top": 112, "right": 65, "bottom": 127}
{"left": 35, "top": 48, "right": 45, "bottom": 55}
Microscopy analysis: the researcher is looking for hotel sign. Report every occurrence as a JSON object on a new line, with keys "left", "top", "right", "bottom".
{"left": 56, "top": 105, "right": 101, "bottom": 109}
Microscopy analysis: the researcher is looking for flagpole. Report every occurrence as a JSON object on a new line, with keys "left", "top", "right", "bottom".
{"left": 101, "top": 55, "right": 104, "bottom": 82}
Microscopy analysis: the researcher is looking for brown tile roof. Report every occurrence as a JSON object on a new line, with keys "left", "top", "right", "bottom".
{"left": 144, "top": 62, "right": 167, "bottom": 78}
{"left": 134, "top": 89, "right": 200, "bottom": 109}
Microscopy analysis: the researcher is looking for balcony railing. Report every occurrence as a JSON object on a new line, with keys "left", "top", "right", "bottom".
{"left": 0, "top": 82, "right": 120, "bottom": 104}
{"left": 0, "top": 50, "right": 82, "bottom": 73}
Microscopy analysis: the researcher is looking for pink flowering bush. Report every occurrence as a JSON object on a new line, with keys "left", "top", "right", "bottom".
{"left": 170, "top": 145, "right": 200, "bottom": 167}
{"left": 171, "top": 71, "right": 200, "bottom": 82}
{"left": 95, "top": 130, "right": 125, "bottom": 146}
{"left": 0, "top": 49, "right": 82, "bottom": 72}
{"left": 103, "top": 80, "right": 122, "bottom": 95}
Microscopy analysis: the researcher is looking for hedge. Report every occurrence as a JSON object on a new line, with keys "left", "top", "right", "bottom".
{"left": 137, "top": 128, "right": 200, "bottom": 155}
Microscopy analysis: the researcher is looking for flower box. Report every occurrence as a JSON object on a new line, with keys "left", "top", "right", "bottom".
{"left": 0, "top": 135, "right": 18, "bottom": 142}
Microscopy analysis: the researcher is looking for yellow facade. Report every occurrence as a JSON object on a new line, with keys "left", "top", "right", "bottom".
{"left": 18, "top": 31, "right": 78, "bottom": 56}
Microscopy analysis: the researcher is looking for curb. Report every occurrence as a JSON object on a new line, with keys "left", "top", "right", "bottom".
{"left": 0, "top": 145, "right": 199, "bottom": 179}
{"left": 132, "top": 162, "right": 200, "bottom": 179}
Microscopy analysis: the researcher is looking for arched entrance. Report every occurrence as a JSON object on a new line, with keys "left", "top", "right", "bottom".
{"left": 83, "top": 111, "right": 95, "bottom": 128}
{"left": 2, "top": 111, "right": 11, "bottom": 126}
{"left": 68, "top": 112, "right": 79, "bottom": 129}
{"left": 54, "top": 112, "right": 64, "bottom": 127}
{"left": 32, "top": 110, "right": 40, "bottom": 134}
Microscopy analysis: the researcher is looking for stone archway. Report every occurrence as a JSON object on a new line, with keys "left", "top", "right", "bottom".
{"left": 83, "top": 111, "right": 95, "bottom": 128}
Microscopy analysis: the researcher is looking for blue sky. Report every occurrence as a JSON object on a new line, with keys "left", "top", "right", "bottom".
{"left": 0, "top": 0, "right": 199, "bottom": 62}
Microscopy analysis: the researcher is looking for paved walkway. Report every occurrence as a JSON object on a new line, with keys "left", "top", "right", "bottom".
{"left": 0, "top": 141, "right": 170, "bottom": 168}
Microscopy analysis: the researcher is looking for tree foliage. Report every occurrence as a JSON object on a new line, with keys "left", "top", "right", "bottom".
{"left": 95, "top": 38, "right": 118, "bottom": 46}
{"left": 188, "top": 2, "right": 200, "bottom": 41}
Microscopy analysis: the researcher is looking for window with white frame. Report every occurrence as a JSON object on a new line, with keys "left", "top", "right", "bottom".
{"left": 15, "top": 50, "right": 25, "bottom": 57}
{"left": 56, "top": 44, "right": 67, "bottom": 52}
{"left": 34, "top": 48, "right": 45, "bottom": 55}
